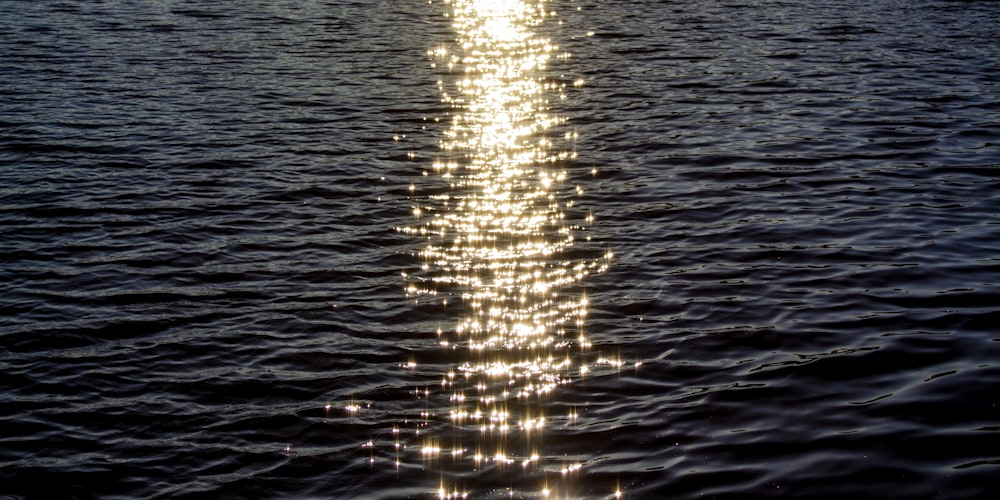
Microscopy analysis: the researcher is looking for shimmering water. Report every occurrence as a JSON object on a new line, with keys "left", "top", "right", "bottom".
{"left": 2, "top": 0, "right": 1000, "bottom": 498}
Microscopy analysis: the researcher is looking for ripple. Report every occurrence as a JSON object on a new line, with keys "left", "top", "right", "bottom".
{"left": 2, "top": 0, "right": 1000, "bottom": 497}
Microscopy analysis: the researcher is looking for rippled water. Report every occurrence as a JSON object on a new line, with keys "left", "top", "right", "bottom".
{"left": 2, "top": 0, "right": 1000, "bottom": 498}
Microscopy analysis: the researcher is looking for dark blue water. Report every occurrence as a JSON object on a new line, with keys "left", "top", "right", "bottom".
{"left": 2, "top": 0, "right": 1000, "bottom": 498}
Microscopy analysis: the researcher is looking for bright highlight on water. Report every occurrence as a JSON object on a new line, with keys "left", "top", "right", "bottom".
{"left": 396, "top": 0, "right": 611, "bottom": 496}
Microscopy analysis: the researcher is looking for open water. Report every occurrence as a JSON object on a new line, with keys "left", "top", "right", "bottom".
{"left": 2, "top": 0, "right": 1000, "bottom": 498}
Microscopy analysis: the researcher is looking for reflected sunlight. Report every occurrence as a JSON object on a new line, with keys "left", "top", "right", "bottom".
{"left": 395, "top": 0, "right": 610, "bottom": 495}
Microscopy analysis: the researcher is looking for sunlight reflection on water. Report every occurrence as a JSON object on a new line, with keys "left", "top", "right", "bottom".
{"left": 395, "top": 0, "right": 611, "bottom": 496}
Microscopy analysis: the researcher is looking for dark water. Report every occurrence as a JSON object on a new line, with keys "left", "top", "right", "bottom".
{"left": 2, "top": 0, "right": 1000, "bottom": 498}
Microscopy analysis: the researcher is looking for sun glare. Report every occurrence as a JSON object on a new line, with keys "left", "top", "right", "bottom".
{"left": 395, "top": 0, "right": 610, "bottom": 495}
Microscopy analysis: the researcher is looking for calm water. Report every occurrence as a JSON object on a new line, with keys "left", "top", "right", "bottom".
{"left": 2, "top": 0, "right": 1000, "bottom": 498}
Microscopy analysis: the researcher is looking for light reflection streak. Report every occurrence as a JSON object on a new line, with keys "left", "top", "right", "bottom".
{"left": 392, "top": 0, "right": 613, "bottom": 496}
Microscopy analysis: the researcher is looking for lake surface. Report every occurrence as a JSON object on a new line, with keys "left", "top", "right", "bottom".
{"left": 2, "top": 0, "right": 1000, "bottom": 498}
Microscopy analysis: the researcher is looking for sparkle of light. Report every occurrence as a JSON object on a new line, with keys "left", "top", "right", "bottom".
{"left": 394, "top": 0, "right": 611, "bottom": 494}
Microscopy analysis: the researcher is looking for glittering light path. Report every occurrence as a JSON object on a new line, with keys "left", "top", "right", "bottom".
{"left": 394, "top": 0, "right": 612, "bottom": 496}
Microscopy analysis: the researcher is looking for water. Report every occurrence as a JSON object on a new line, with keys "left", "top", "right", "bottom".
{"left": 2, "top": 0, "right": 999, "bottom": 498}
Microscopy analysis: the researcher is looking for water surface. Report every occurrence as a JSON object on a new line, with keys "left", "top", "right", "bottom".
{"left": 2, "top": 0, "right": 1000, "bottom": 498}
